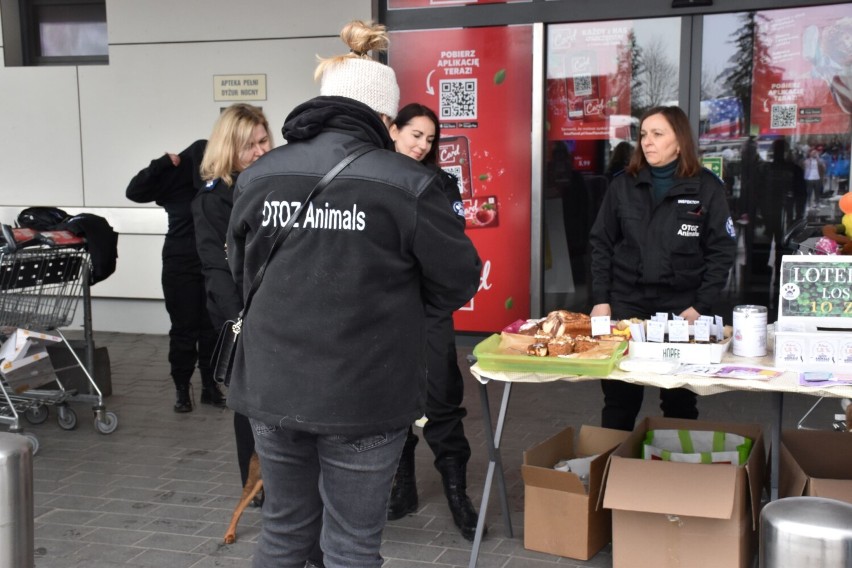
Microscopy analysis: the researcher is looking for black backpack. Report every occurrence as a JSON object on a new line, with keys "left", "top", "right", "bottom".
{"left": 17, "top": 207, "right": 71, "bottom": 231}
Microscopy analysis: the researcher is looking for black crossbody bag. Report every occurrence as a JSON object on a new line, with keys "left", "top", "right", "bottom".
{"left": 212, "top": 145, "right": 375, "bottom": 385}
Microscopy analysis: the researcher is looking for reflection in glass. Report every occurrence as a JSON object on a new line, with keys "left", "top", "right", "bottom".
{"left": 543, "top": 18, "right": 681, "bottom": 314}
{"left": 702, "top": 6, "right": 852, "bottom": 321}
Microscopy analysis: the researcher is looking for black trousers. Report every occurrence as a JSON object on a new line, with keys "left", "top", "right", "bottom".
{"left": 161, "top": 237, "right": 217, "bottom": 387}
{"left": 406, "top": 308, "right": 471, "bottom": 466}
{"left": 600, "top": 294, "right": 699, "bottom": 431}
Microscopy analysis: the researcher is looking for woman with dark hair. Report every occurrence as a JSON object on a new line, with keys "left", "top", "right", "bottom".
{"left": 589, "top": 105, "right": 737, "bottom": 431}
{"left": 385, "top": 102, "right": 481, "bottom": 541}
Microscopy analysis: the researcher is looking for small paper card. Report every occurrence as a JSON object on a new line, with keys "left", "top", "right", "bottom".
{"left": 715, "top": 315, "right": 725, "bottom": 339}
{"left": 630, "top": 322, "right": 645, "bottom": 342}
{"left": 654, "top": 312, "right": 669, "bottom": 322}
{"left": 668, "top": 319, "right": 689, "bottom": 342}
{"left": 647, "top": 320, "right": 665, "bottom": 343}
{"left": 591, "top": 316, "right": 611, "bottom": 337}
{"left": 693, "top": 320, "right": 711, "bottom": 342}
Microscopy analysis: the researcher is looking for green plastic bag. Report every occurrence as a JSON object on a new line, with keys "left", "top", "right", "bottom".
{"left": 642, "top": 429, "right": 753, "bottom": 465}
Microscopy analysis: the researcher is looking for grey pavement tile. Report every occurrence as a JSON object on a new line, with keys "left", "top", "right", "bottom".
{"left": 125, "top": 548, "right": 204, "bottom": 567}
{"left": 77, "top": 526, "right": 152, "bottom": 546}
{"left": 107, "top": 474, "right": 171, "bottom": 490}
{"left": 84, "top": 512, "right": 154, "bottom": 530}
{"left": 134, "top": 531, "right": 210, "bottom": 552}
{"left": 194, "top": 538, "right": 257, "bottom": 559}
{"left": 51, "top": 482, "right": 114, "bottom": 497}
{"left": 189, "top": 556, "right": 254, "bottom": 568}
{"left": 95, "top": 498, "right": 163, "bottom": 515}
{"left": 149, "top": 503, "right": 217, "bottom": 521}
{"left": 141, "top": 517, "right": 211, "bottom": 536}
{"left": 35, "top": 522, "right": 97, "bottom": 541}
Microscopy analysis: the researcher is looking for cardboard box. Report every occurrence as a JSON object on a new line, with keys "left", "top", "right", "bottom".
{"left": 602, "top": 417, "right": 765, "bottom": 568}
{"left": 780, "top": 429, "right": 852, "bottom": 504}
{"left": 522, "top": 425, "right": 630, "bottom": 560}
{"left": 774, "top": 330, "right": 852, "bottom": 373}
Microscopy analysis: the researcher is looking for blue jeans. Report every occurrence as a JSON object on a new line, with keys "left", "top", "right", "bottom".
{"left": 250, "top": 419, "right": 407, "bottom": 568}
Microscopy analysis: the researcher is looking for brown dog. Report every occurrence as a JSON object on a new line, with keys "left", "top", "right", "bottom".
{"left": 224, "top": 453, "right": 263, "bottom": 544}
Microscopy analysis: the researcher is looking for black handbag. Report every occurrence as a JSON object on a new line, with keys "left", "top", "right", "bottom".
{"left": 211, "top": 145, "right": 375, "bottom": 385}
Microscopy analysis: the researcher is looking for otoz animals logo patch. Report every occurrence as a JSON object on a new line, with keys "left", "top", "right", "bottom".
{"left": 726, "top": 217, "right": 736, "bottom": 239}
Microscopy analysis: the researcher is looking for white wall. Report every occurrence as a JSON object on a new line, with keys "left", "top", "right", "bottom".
{"left": 0, "top": 0, "right": 371, "bottom": 333}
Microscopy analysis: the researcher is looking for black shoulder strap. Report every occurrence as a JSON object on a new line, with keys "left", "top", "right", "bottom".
{"left": 240, "top": 144, "right": 375, "bottom": 320}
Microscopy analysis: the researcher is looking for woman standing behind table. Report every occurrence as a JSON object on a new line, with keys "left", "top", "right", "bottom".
{"left": 386, "top": 103, "right": 481, "bottom": 540}
{"left": 193, "top": 103, "right": 271, "bottom": 500}
{"left": 588, "top": 105, "right": 737, "bottom": 431}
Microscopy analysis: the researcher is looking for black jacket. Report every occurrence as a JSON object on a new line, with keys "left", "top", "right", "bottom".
{"left": 226, "top": 96, "right": 481, "bottom": 436}
{"left": 126, "top": 140, "right": 207, "bottom": 241}
{"left": 589, "top": 167, "right": 736, "bottom": 315}
{"left": 192, "top": 176, "right": 242, "bottom": 329}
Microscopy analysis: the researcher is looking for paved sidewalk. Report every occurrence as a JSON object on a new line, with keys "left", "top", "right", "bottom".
{"left": 10, "top": 332, "right": 834, "bottom": 567}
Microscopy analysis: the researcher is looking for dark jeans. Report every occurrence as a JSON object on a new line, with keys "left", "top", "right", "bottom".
{"left": 162, "top": 237, "right": 217, "bottom": 386}
{"left": 250, "top": 421, "right": 406, "bottom": 568}
{"left": 414, "top": 308, "right": 471, "bottom": 466}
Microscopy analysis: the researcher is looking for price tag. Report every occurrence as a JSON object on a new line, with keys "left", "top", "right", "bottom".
{"left": 647, "top": 320, "right": 665, "bottom": 343}
{"left": 668, "top": 319, "right": 689, "bottom": 342}
{"left": 591, "top": 316, "right": 611, "bottom": 337}
{"left": 694, "top": 320, "right": 710, "bottom": 342}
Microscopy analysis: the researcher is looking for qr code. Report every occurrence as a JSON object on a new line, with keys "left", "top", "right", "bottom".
{"left": 441, "top": 165, "right": 465, "bottom": 195}
{"left": 440, "top": 79, "right": 477, "bottom": 121}
{"left": 770, "top": 104, "right": 797, "bottom": 129}
{"left": 573, "top": 73, "right": 593, "bottom": 97}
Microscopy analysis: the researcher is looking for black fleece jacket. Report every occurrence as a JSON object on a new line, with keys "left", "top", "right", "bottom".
{"left": 226, "top": 96, "right": 481, "bottom": 436}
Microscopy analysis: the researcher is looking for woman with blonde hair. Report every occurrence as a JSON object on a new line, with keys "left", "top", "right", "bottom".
{"left": 192, "top": 102, "right": 272, "bottom": 510}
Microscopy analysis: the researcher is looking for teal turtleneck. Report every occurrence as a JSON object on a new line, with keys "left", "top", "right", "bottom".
{"left": 649, "top": 159, "right": 678, "bottom": 205}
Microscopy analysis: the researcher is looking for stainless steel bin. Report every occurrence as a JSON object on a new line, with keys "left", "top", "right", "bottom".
{"left": 0, "top": 433, "right": 34, "bottom": 568}
{"left": 761, "top": 496, "right": 852, "bottom": 568}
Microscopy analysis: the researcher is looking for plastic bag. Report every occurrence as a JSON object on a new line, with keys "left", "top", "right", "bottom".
{"left": 642, "top": 429, "right": 753, "bottom": 465}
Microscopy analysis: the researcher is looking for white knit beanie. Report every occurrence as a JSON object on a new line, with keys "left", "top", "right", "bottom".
{"left": 320, "top": 57, "right": 400, "bottom": 119}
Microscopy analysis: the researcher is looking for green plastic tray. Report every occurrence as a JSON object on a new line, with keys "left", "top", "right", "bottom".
{"left": 472, "top": 334, "right": 627, "bottom": 376}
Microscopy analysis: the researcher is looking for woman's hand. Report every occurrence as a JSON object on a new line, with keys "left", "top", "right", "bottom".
{"left": 167, "top": 153, "right": 180, "bottom": 167}
{"left": 590, "top": 303, "right": 612, "bottom": 318}
{"left": 679, "top": 306, "right": 701, "bottom": 323}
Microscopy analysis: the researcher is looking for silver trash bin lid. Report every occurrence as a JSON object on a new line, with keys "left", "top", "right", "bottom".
{"left": 761, "top": 496, "right": 852, "bottom": 568}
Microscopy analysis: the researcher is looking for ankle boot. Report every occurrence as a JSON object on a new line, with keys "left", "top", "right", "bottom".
{"left": 436, "top": 457, "right": 482, "bottom": 541}
{"left": 387, "top": 435, "right": 418, "bottom": 520}
{"left": 174, "top": 384, "right": 192, "bottom": 413}
{"left": 200, "top": 383, "right": 227, "bottom": 407}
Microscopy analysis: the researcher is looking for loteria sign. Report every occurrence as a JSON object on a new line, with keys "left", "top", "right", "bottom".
{"left": 778, "top": 255, "right": 852, "bottom": 330}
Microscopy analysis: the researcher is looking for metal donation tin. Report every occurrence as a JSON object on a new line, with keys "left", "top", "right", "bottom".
{"left": 732, "top": 305, "right": 768, "bottom": 357}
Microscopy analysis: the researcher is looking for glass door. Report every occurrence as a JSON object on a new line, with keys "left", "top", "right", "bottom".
{"left": 543, "top": 17, "right": 682, "bottom": 315}
{"left": 700, "top": 5, "right": 852, "bottom": 321}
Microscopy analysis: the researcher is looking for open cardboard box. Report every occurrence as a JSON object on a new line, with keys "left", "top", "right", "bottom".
{"left": 522, "top": 425, "right": 630, "bottom": 560}
{"left": 780, "top": 428, "right": 852, "bottom": 503}
{"left": 601, "top": 416, "right": 765, "bottom": 568}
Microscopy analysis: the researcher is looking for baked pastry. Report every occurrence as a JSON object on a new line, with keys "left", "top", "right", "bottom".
{"left": 573, "top": 336, "right": 598, "bottom": 353}
{"left": 527, "top": 342, "right": 549, "bottom": 357}
{"left": 517, "top": 319, "right": 543, "bottom": 336}
{"left": 547, "top": 335, "right": 575, "bottom": 356}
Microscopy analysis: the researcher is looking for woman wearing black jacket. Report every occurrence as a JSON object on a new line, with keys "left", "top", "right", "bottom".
{"left": 193, "top": 103, "right": 271, "bottom": 497}
{"left": 125, "top": 140, "right": 221, "bottom": 412}
{"left": 385, "top": 103, "right": 481, "bottom": 540}
{"left": 589, "top": 105, "right": 737, "bottom": 431}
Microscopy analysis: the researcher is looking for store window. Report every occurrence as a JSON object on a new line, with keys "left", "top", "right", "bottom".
{"left": 700, "top": 5, "right": 852, "bottom": 320}
{"left": 543, "top": 18, "right": 681, "bottom": 315}
{"left": 1, "top": 0, "right": 108, "bottom": 66}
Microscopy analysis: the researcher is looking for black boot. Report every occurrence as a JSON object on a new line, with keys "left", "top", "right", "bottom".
{"left": 200, "top": 383, "right": 227, "bottom": 407}
{"left": 387, "top": 434, "right": 418, "bottom": 520}
{"left": 174, "top": 384, "right": 192, "bottom": 413}
{"left": 436, "top": 457, "right": 482, "bottom": 541}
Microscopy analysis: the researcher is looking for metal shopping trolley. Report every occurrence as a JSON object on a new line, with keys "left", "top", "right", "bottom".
{"left": 0, "top": 228, "right": 117, "bottom": 454}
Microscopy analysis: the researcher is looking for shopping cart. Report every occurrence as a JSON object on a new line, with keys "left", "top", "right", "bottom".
{"left": 0, "top": 227, "right": 118, "bottom": 454}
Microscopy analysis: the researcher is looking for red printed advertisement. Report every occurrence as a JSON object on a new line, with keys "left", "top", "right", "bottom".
{"left": 546, "top": 21, "right": 633, "bottom": 141}
{"left": 388, "top": 0, "right": 523, "bottom": 8}
{"left": 751, "top": 6, "right": 852, "bottom": 136}
{"left": 389, "top": 26, "right": 533, "bottom": 332}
